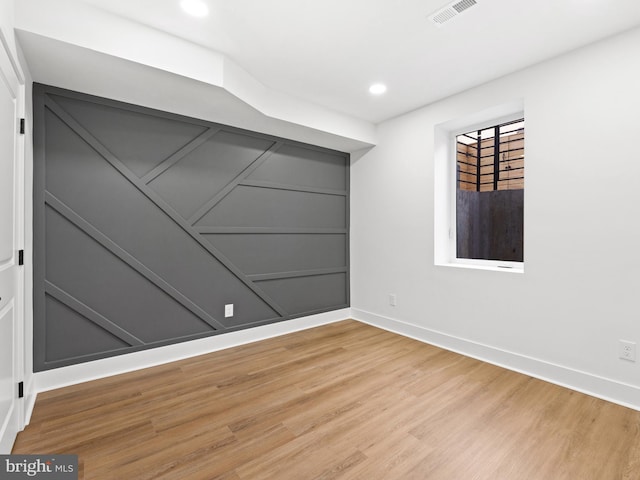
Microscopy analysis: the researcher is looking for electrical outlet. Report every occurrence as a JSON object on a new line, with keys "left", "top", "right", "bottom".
{"left": 389, "top": 294, "right": 397, "bottom": 307}
{"left": 619, "top": 340, "right": 636, "bottom": 362}
{"left": 224, "top": 304, "right": 234, "bottom": 318}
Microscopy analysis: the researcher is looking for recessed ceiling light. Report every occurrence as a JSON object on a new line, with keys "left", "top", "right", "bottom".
{"left": 369, "top": 83, "right": 387, "bottom": 95}
{"left": 180, "top": 0, "right": 209, "bottom": 17}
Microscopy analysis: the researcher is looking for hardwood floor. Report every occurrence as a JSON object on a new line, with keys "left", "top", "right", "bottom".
{"left": 13, "top": 320, "right": 640, "bottom": 479}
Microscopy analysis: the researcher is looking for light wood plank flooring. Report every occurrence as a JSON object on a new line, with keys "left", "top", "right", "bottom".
{"left": 13, "top": 320, "right": 640, "bottom": 479}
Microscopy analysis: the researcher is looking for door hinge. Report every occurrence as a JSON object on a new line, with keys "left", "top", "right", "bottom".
{"left": 18, "top": 381, "right": 24, "bottom": 399}
{"left": 18, "top": 249, "right": 24, "bottom": 266}
{"left": 19, "top": 118, "right": 25, "bottom": 135}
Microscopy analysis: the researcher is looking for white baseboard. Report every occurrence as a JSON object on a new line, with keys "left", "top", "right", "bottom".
{"left": 34, "top": 309, "right": 350, "bottom": 396}
{"left": 351, "top": 308, "right": 640, "bottom": 412}
{"left": 23, "top": 377, "right": 37, "bottom": 427}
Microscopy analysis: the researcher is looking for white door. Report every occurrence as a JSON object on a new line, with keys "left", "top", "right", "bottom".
{"left": 0, "top": 34, "right": 24, "bottom": 454}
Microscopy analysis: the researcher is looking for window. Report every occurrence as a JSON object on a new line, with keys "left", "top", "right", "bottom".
{"left": 454, "top": 118, "right": 524, "bottom": 265}
{"left": 433, "top": 101, "right": 524, "bottom": 272}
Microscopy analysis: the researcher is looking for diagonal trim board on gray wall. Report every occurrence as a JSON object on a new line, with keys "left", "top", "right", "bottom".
{"left": 33, "top": 84, "right": 350, "bottom": 371}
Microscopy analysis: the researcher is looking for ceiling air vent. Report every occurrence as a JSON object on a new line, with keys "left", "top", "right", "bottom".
{"left": 429, "top": 0, "right": 478, "bottom": 26}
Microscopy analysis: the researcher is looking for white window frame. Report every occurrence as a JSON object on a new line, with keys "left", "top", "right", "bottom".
{"left": 434, "top": 100, "right": 524, "bottom": 273}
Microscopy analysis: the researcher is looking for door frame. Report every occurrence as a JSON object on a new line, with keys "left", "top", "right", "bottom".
{"left": 0, "top": 29, "right": 26, "bottom": 453}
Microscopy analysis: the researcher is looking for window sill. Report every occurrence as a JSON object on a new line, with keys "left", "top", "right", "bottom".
{"left": 436, "top": 261, "right": 524, "bottom": 274}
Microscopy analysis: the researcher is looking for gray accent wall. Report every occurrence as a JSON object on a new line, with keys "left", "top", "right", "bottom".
{"left": 33, "top": 84, "right": 350, "bottom": 371}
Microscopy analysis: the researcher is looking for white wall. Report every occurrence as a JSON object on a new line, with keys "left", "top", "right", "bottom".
{"left": 0, "top": 0, "right": 17, "bottom": 59}
{"left": 351, "top": 26, "right": 640, "bottom": 409}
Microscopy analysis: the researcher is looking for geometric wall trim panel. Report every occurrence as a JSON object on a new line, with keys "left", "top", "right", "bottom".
{"left": 33, "top": 84, "right": 350, "bottom": 371}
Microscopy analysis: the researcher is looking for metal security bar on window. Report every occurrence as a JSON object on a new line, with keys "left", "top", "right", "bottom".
{"left": 456, "top": 119, "right": 524, "bottom": 192}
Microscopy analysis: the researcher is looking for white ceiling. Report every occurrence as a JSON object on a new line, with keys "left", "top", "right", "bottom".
{"left": 73, "top": 0, "right": 640, "bottom": 123}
